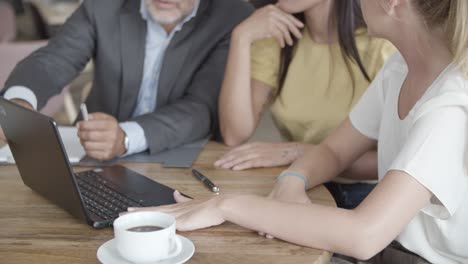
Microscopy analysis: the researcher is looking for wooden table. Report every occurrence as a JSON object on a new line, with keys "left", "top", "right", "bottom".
{"left": 0, "top": 142, "right": 336, "bottom": 264}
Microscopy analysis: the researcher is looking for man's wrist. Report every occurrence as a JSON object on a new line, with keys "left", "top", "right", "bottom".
{"left": 121, "top": 131, "right": 129, "bottom": 155}
{"left": 119, "top": 121, "right": 149, "bottom": 156}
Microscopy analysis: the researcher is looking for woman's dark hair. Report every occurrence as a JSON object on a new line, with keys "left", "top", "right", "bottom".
{"left": 251, "top": 0, "right": 371, "bottom": 96}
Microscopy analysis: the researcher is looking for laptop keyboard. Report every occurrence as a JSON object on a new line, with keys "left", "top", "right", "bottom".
{"left": 75, "top": 170, "right": 143, "bottom": 221}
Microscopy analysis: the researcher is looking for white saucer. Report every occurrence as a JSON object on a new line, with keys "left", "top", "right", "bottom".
{"left": 97, "top": 235, "right": 195, "bottom": 264}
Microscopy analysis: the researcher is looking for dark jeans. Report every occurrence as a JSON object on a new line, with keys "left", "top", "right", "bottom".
{"left": 324, "top": 182, "right": 376, "bottom": 209}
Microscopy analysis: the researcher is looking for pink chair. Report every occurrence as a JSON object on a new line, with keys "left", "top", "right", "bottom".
{"left": 0, "top": 2, "right": 16, "bottom": 42}
{"left": 0, "top": 41, "right": 73, "bottom": 118}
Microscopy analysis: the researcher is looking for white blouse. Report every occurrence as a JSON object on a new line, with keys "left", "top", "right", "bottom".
{"left": 350, "top": 53, "right": 468, "bottom": 263}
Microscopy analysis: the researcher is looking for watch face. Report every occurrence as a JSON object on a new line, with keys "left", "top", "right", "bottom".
{"left": 124, "top": 135, "right": 130, "bottom": 151}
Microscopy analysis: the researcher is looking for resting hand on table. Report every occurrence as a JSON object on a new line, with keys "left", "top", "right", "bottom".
{"left": 123, "top": 178, "right": 311, "bottom": 237}
{"left": 76, "top": 112, "right": 127, "bottom": 161}
{"left": 0, "top": 99, "right": 34, "bottom": 143}
{"left": 259, "top": 175, "right": 312, "bottom": 239}
{"left": 268, "top": 175, "right": 311, "bottom": 204}
{"left": 214, "top": 142, "right": 306, "bottom": 171}
{"left": 125, "top": 191, "right": 226, "bottom": 232}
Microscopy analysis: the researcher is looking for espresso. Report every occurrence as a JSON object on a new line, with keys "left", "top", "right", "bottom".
{"left": 127, "top": 225, "right": 164, "bottom": 232}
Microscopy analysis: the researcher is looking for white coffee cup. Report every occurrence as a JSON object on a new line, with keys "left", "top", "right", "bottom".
{"left": 113, "top": 211, "right": 182, "bottom": 263}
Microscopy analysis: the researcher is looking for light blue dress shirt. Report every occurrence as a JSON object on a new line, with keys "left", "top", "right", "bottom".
{"left": 5, "top": 0, "right": 199, "bottom": 156}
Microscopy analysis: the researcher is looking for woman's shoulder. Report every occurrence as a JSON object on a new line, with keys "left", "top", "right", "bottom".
{"left": 355, "top": 29, "right": 398, "bottom": 78}
{"left": 415, "top": 67, "right": 468, "bottom": 121}
{"left": 355, "top": 28, "right": 393, "bottom": 51}
{"left": 429, "top": 66, "right": 468, "bottom": 100}
{"left": 367, "top": 51, "right": 406, "bottom": 85}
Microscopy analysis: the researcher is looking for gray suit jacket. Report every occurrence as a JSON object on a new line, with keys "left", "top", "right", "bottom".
{"left": 4, "top": 0, "right": 253, "bottom": 153}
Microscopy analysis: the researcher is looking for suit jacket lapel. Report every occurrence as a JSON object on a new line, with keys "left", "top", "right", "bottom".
{"left": 118, "top": 0, "right": 147, "bottom": 120}
{"left": 156, "top": 0, "right": 209, "bottom": 107}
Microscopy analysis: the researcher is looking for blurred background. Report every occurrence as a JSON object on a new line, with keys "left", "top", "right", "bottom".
{"left": 0, "top": 0, "right": 90, "bottom": 125}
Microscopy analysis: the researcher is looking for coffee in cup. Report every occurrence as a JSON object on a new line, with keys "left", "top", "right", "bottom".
{"left": 113, "top": 211, "right": 182, "bottom": 263}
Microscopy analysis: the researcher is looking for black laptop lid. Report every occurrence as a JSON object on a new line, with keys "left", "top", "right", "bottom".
{"left": 0, "top": 98, "right": 88, "bottom": 221}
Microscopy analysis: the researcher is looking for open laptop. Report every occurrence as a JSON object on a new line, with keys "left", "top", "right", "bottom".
{"left": 0, "top": 98, "right": 180, "bottom": 229}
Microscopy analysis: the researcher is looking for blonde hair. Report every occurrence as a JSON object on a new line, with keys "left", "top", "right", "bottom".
{"left": 414, "top": 0, "right": 468, "bottom": 78}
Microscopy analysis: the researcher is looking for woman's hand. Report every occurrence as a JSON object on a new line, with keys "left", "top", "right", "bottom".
{"left": 267, "top": 176, "right": 311, "bottom": 204}
{"left": 124, "top": 191, "right": 226, "bottom": 232}
{"left": 233, "top": 4, "right": 304, "bottom": 47}
{"left": 214, "top": 142, "right": 307, "bottom": 171}
{"left": 260, "top": 176, "right": 311, "bottom": 238}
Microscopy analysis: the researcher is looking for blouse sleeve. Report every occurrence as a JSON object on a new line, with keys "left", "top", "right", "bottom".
{"left": 390, "top": 104, "right": 468, "bottom": 219}
{"left": 250, "top": 38, "right": 281, "bottom": 90}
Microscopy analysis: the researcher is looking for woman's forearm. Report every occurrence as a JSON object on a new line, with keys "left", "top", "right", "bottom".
{"left": 219, "top": 170, "right": 430, "bottom": 260}
{"left": 219, "top": 29, "right": 258, "bottom": 146}
{"left": 281, "top": 120, "right": 377, "bottom": 189}
{"left": 220, "top": 194, "right": 371, "bottom": 259}
{"left": 286, "top": 143, "right": 344, "bottom": 189}
{"left": 340, "top": 150, "right": 378, "bottom": 181}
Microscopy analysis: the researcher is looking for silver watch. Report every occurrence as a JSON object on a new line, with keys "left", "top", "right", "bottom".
{"left": 123, "top": 133, "right": 129, "bottom": 153}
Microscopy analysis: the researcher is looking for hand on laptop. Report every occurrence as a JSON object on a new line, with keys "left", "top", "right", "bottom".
{"left": 123, "top": 191, "right": 226, "bottom": 232}
{"left": 76, "top": 112, "right": 127, "bottom": 161}
{"left": 0, "top": 99, "right": 34, "bottom": 143}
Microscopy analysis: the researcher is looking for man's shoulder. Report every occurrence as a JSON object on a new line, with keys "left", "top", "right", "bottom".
{"left": 82, "top": 0, "right": 125, "bottom": 7}
{"left": 81, "top": 0, "right": 126, "bottom": 13}
{"left": 205, "top": 0, "right": 254, "bottom": 21}
{"left": 209, "top": 0, "right": 253, "bottom": 11}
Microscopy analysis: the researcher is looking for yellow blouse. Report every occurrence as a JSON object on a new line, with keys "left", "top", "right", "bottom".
{"left": 251, "top": 28, "right": 395, "bottom": 144}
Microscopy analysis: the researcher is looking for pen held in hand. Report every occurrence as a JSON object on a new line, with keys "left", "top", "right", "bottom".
{"left": 80, "top": 103, "right": 89, "bottom": 121}
{"left": 192, "top": 168, "right": 220, "bottom": 194}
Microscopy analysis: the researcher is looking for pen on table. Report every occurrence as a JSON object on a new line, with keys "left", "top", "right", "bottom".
{"left": 192, "top": 168, "right": 220, "bottom": 194}
{"left": 80, "top": 103, "right": 89, "bottom": 121}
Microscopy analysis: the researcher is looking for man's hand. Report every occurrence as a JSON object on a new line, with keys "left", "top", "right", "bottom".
{"left": 214, "top": 142, "right": 306, "bottom": 171}
{"left": 76, "top": 112, "right": 127, "bottom": 161}
{"left": 0, "top": 99, "right": 34, "bottom": 143}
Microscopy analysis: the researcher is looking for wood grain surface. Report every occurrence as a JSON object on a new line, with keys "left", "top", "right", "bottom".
{"left": 0, "top": 142, "right": 335, "bottom": 264}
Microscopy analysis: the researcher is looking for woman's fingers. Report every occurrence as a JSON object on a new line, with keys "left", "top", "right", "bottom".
{"left": 215, "top": 144, "right": 253, "bottom": 167}
{"left": 232, "top": 159, "right": 260, "bottom": 171}
{"left": 270, "top": 26, "right": 286, "bottom": 48}
{"left": 225, "top": 152, "right": 259, "bottom": 169}
{"left": 174, "top": 190, "right": 192, "bottom": 203}
{"left": 217, "top": 149, "right": 257, "bottom": 169}
{"left": 273, "top": 21, "right": 293, "bottom": 46}
{"left": 272, "top": 12, "right": 303, "bottom": 40}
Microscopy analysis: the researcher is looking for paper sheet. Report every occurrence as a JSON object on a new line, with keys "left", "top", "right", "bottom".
{"left": 0, "top": 126, "right": 86, "bottom": 164}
